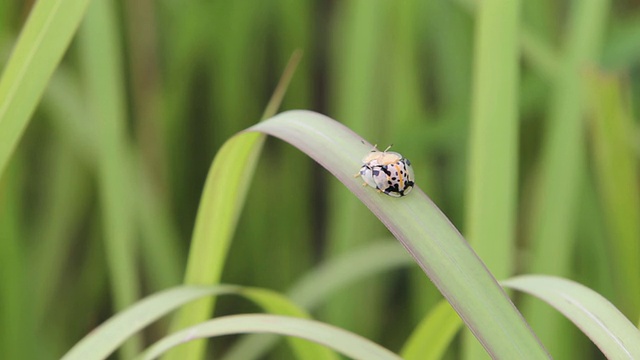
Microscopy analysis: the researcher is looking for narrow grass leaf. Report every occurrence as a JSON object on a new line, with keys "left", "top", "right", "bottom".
{"left": 0, "top": 0, "right": 90, "bottom": 179}
{"left": 602, "top": 15, "right": 640, "bottom": 69}
{"left": 62, "top": 287, "right": 233, "bottom": 360}
{"left": 464, "top": 0, "right": 520, "bottom": 358}
{"left": 223, "top": 241, "right": 413, "bottom": 360}
{"left": 165, "top": 132, "right": 264, "bottom": 351}
{"left": 586, "top": 72, "right": 640, "bottom": 318}
{"left": 0, "top": 165, "right": 32, "bottom": 359}
{"left": 503, "top": 275, "right": 640, "bottom": 359}
{"left": 63, "top": 284, "right": 331, "bottom": 360}
{"left": 401, "top": 299, "right": 463, "bottom": 360}
{"left": 136, "top": 172, "right": 184, "bottom": 289}
{"left": 140, "top": 315, "right": 401, "bottom": 360}
{"left": 522, "top": 0, "right": 610, "bottom": 356}
{"left": 78, "top": 0, "right": 141, "bottom": 355}
{"left": 43, "top": 69, "right": 183, "bottom": 291}
{"left": 453, "top": 0, "right": 559, "bottom": 81}
{"left": 325, "top": 0, "right": 390, "bottom": 339}
{"left": 248, "top": 110, "right": 548, "bottom": 358}
{"left": 466, "top": 0, "right": 520, "bottom": 305}
{"left": 30, "top": 141, "right": 89, "bottom": 321}
{"left": 288, "top": 241, "right": 412, "bottom": 309}
{"left": 238, "top": 288, "right": 337, "bottom": 360}
{"left": 519, "top": 28, "right": 559, "bottom": 80}
{"left": 166, "top": 52, "right": 302, "bottom": 360}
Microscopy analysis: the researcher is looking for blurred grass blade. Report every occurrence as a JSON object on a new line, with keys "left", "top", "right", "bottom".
{"left": 324, "top": 0, "right": 389, "bottom": 339}
{"left": 166, "top": 131, "right": 264, "bottom": 355}
{"left": 586, "top": 72, "right": 640, "bottom": 317}
{"left": 522, "top": 0, "right": 610, "bottom": 356}
{"left": 287, "top": 241, "right": 411, "bottom": 309}
{"left": 466, "top": 0, "right": 520, "bottom": 278}
{"left": 78, "top": 0, "right": 141, "bottom": 355}
{"left": 30, "top": 141, "right": 89, "bottom": 321}
{"left": 249, "top": 110, "right": 548, "bottom": 358}
{"left": 223, "top": 241, "right": 413, "bottom": 360}
{"left": 63, "top": 285, "right": 334, "bottom": 360}
{"left": 262, "top": 49, "right": 302, "bottom": 119}
{"left": 464, "top": 0, "right": 520, "bottom": 357}
{"left": 136, "top": 169, "right": 184, "bottom": 289}
{"left": 140, "top": 315, "right": 400, "bottom": 360}
{"left": 519, "top": 28, "right": 559, "bottom": 79}
{"left": 602, "top": 14, "right": 640, "bottom": 69}
{"left": 453, "top": 0, "right": 559, "bottom": 80}
{"left": 0, "top": 164, "right": 32, "bottom": 359}
{"left": 401, "top": 299, "right": 463, "bottom": 360}
{"left": 63, "top": 287, "right": 233, "bottom": 360}
{"left": 238, "top": 288, "right": 337, "bottom": 360}
{"left": 166, "top": 52, "right": 302, "bottom": 360}
{"left": 43, "top": 69, "right": 183, "bottom": 291}
{"left": 503, "top": 275, "right": 640, "bottom": 359}
{"left": 0, "top": 0, "right": 90, "bottom": 179}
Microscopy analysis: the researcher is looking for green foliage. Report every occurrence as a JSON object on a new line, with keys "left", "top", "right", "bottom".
{"left": 1, "top": 0, "right": 640, "bottom": 359}
{"left": 64, "top": 285, "right": 337, "bottom": 360}
{"left": 587, "top": 72, "right": 640, "bottom": 318}
{"left": 521, "top": 1, "right": 612, "bottom": 357}
{"left": 0, "top": 0, "right": 90, "bottom": 177}
{"left": 401, "top": 299, "right": 463, "bottom": 360}
{"left": 143, "top": 314, "right": 398, "bottom": 360}
{"left": 251, "top": 111, "right": 549, "bottom": 357}
{"left": 463, "top": 0, "right": 521, "bottom": 357}
{"left": 503, "top": 276, "right": 640, "bottom": 359}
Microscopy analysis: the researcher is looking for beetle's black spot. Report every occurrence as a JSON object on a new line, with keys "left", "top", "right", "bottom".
{"left": 385, "top": 183, "right": 400, "bottom": 193}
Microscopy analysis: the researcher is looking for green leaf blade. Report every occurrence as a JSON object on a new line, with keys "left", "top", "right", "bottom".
{"left": 464, "top": 0, "right": 521, "bottom": 357}
{"left": 503, "top": 275, "right": 640, "bottom": 359}
{"left": 63, "top": 284, "right": 336, "bottom": 360}
{"left": 165, "top": 51, "right": 301, "bottom": 360}
{"left": 140, "top": 314, "right": 401, "bottom": 360}
{"left": 0, "top": 0, "right": 91, "bottom": 178}
{"left": 401, "top": 299, "right": 463, "bottom": 360}
{"left": 586, "top": 72, "right": 640, "bottom": 318}
{"left": 249, "top": 110, "right": 549, "bottom": 358}
{"left": 62, "top": 286, "right": 238, "bottom": 360}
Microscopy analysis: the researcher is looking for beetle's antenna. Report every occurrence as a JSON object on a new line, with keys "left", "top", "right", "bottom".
{"left": 361, "top": 140, "right": 379, "bottom": 152}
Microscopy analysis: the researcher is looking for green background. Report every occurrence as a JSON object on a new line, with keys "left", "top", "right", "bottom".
{"left": 0, "top": 0, "right": 639, "bottom": 359}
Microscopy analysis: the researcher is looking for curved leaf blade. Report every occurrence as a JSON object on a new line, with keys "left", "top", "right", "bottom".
{"left": 166, "top": 51, "right": 302, "bottom": 360}
{"left": 138, "top": 314, "right": 401, "bottom": 360}
{"left": 223, "top": 241, "right": 414, "bottom": 360}
{"left": 0, "top": 0, "right": 91, "bottom": 178}
{"left": 247, "top": 110, "right": 548, "bottom": 358}
{"left": 239, "top": 288, "right": 337, "bottom": 360}
{"left": 503, "top": 275, "right": 640, "bottom": 359}
{"left": 62, "top": 286, "right": 236, "bottom": 360}
{"left": 62, "top": 285, "right": 335, "bottom": 360}
{"left": 288, "top": 241, "right": 412, "bottom": 309}
{"left": 401, "top": 299, "right": 464, "bottom": 360}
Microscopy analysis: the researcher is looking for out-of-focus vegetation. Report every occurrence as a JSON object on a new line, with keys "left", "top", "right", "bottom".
{"left": 1, "top": 0, "right": 640, "bottom": 359}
